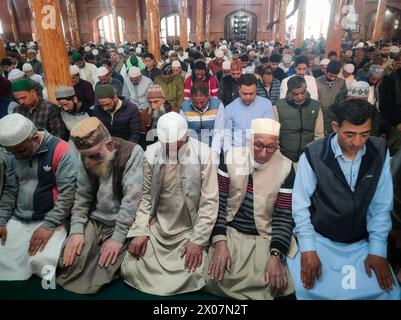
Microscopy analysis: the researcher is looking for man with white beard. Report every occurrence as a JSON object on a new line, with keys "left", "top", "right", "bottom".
{"left": 204, "top": 118, "right": 297, "bottom": 299}
{"left": 57, "top": 117, "right": 144, "bottom": 294}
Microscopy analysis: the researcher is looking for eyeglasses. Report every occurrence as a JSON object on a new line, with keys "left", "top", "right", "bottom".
{"left": 254, "top": 142, "right": 278, "bottom": 152}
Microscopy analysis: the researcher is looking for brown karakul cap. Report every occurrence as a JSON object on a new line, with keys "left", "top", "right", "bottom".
{"left": 70, "top": 117, "right": 110, "bottom": 150}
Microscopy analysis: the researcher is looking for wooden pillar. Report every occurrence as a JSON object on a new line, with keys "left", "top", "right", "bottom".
{"left": 27, "top": 0, "right": 39, "bottom": 41}
{"left": 196, "top": 0, "right": 204, "bottom": 45}
{"left": 29, "top": 0, "right": 72, "bottom": 103}
{"left": 135, "top": 0, "right": 142, "bottom": 42}
{"left": 180, "top": 0, "right": 188, "bottom": 49}
{"left": 0, "top": 39, "right": 6, "bottom": 60}
{"left": 278, "top": 0, "right": 288, "bottom": 44}
{"left": 66, "top": 0, "right": 81, "bottom": 49}
{"left": 145, "top": 0, "right": 161, "bottom": 62}
{"left": 110, "top": 0, "right": 121, "bottom": 44}
{"left": 326, "top": 0, "right": 346, "bottom": 57}
{"left": 205, "top": 0, "right": 211, "bottom": 41}
{"left": 372, "top": 0, "right": 388, "bottom": 42}
{"left": 295, "top": 0, "right": 307, "bottom": 48}
{"left": 7, "top": 0, "right": 20, "bottom": 41}
{"left": 273, "top": 1, "right": 280, "bottom": 41}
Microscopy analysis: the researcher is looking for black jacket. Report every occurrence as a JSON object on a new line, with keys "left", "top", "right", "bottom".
{"left": 93, "top": 98, "right": 141, "bottom": 143}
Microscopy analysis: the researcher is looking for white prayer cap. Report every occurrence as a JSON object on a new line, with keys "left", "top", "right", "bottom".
{"left": 84, "top": 46, "right": 91, "bottom": 52}
{"left": 244, "top": 65, "right": 255, "bottom": 74}
{"left": 10, "top": 42, "right": 16, "bottom": 47}
{"left": 69, "top": 65, "right": 80, "bottom": 75}
{"left": 320, "top": 58, "right": 330, "bottom": 66}
{"left": 347, "top": 80, "right": 370, "bottom": 98}
{"left": 171, "top": 60, "right": 181, "bottom": 68}
{"left": 135, "top": 47, "right": 142, "bottom": 55}
{"left": 128, "top": 66, "right": 141, "bottom": 78}
{"left": 92, "top": 49, "right": 99, "bottom": 56}
{"left": 168, "top": 50, "right": 175, "bottom": 56}
{"left": 343, "top": 63, "right": 355, "bottom": 73}
{"left": 0, "top": 113, "right": 36, "bottom": 147}
{"left": 251, "top": 118, "right": 281, "bottom": 137}
{"left": 96, "top": 66, "right": 109, "bottom": 77}
{"left": 307, "top": 44, "right": 313, "bottom": 49}
{"left": 215, "top": 49, "right": 224, "bottom": 58}
{"left": 390, "top": 46, "right": 400, "bottom": 54}
{"left": 219, "top": 45, "right": 227, "bottom": 51}
{"left": 247, "top": 45, "right": 253, "bottom": 51}
{"left": 22, "top": 63, "right": 33, "bottom": 72}
{"left": 117, "top": 47, "right": 124, "bottom": 54}
{"left": 355, "top": 42, "right": 364, "bottom": 49}
{"left": 157, "top": 112, "right": 188, "bottom": 143}
{"left": 27, "top": 49, "right": 36, "bottom": 54}
{"left": 222, "top": 60, "right": 231, "bottom": 70}
{"left": 282, "top": 54, "right": 292, "bottom": 64}
{"left": 8, "top": 69, "right": 25, "bottom": 81}
{"left": 222, "top": 40, "right": 227, "bottom": 44}
{"left": 204, "top": 42, "right": 211, "bottom": 49}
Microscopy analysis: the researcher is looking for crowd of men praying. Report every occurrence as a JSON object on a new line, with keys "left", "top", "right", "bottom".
{"left": 0, "top": 35, "right": 401, "bottom": 299}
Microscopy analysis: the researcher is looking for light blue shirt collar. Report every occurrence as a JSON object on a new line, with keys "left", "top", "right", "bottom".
{"left": 331, "top": 133, "right": 366, "bottom": 161}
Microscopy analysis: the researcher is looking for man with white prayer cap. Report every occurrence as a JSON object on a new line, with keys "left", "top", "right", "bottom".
{"left": 339, "top": 63, "right": 355, "bottom": 88}
{"left": 7, "top": 68, "right": 25, "bottom": 82}
{"left": 70, "top": 65, "right": 95, "bottom": 112}
{"left": 0, "top": 113, "right": 77, "bottom": 281}
{"left": 95, "top": 66, "right": 123, "bottom": 96}
{"left": 122, "top": 112, "right": 219, "bottom": 296}
{"left": 171, "top": 59, "right": 186, "bottom": 79}
{"left": 208, "top": 49, "right": 225, "bottom": 76}
{"left": 22, "top": 62, "right": 44, "bottom": 86}
{"left": 204, "top": 118, "right": 297, "bottom": 299}
{"left": 55, "top": 85, "right": 90, "bottom": 139}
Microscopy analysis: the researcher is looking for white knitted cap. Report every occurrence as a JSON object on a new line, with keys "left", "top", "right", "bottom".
{"left": 0, "top": 113, "right": 36, "bottom": 147}
{"left": 157, "top": 112, "right": 188, "bottom": 143}
{"left": 69, "top": 65, "right": 80, "bottom": 75}
{"left": 96, "top": 66, "right": 108, "bottom": 77}
{"left": 251, "top": 118, "right": 281, "bottom": 137}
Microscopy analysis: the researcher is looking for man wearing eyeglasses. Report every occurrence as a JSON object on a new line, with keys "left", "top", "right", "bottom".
{"left": 288, "top": 100, "right": 401, "bottom": 299}
{"left": 204, "top": 118, "right": 297, "bottom": 300}
{"left": 274, "top": 76, "right": 324, "bottom": 163}
{"left": 57, "top": 117, "right": 143, "bottom": 294}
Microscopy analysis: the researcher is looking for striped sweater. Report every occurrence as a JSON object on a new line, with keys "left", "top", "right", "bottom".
{"left": 213, "top": 160, "right": 295, "bottom": 255}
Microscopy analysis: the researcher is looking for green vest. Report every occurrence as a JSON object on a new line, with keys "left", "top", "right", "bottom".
{"left": 275, "top": 97, "right": 321, "bottom": 162}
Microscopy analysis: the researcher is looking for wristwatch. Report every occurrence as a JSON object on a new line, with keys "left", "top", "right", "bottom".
{"left": 270, "top": 249, "right": 286, "bottom": 263}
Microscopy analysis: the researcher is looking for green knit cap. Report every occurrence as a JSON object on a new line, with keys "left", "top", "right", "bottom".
{"left": 71, "top": 51, "right": 83, "bottom": 63}
{"left": 11, "top": 78, "right": 36, "bottom": 93}
{"left": 95, "top": 84, "right": 116, "bottom": 100}
{"left": 130, "top": 55, "right": 138, "bottom": 67}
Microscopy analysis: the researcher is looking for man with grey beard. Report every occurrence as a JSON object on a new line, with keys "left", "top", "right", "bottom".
{"left": 57, "top": 117, "right": 144, "bottom": 294}
{"left": 142, "top": 85, "right": 177, "bottom": 147}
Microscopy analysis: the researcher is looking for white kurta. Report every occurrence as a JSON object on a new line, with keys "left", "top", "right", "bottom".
{"left": 0, "top": 219, "right": 66, "bottom": 281}
{"left": 122, "top": 163, "right": 206, "bottom": 296}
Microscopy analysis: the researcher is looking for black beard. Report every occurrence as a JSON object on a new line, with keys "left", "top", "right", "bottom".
{"left": 381, "top": 53, "right": 389, "bottom": 59}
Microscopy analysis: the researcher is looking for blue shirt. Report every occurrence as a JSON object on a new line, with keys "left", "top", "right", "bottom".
{"left": 224, "top": 95, "right": 274, "bottom": 151}
{"left": 293, "top": 134, "right": 392, "bottom": 258}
